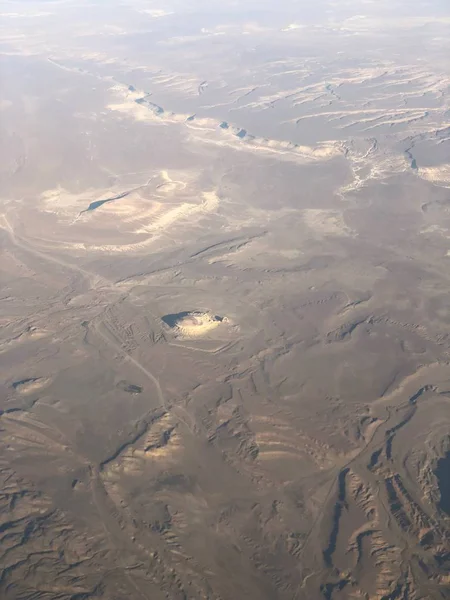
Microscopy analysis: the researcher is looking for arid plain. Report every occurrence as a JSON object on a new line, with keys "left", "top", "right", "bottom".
{"left": 1, "top": 1, "right": 450, "bottom": 598}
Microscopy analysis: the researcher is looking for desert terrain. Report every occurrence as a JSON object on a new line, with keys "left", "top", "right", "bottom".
{"left": 0, "top": 0, "right": 450, "bottom": 598}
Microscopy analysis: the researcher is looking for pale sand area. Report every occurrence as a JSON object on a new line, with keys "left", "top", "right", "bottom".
{"left": 12, "top": 377, "right": 52, "bottom": 395}
{"left": 106, "top": 83, "right": 342, "bottom": 165}
{"left": 40, "top": 170, "right": 189, "bottom": 221}
{"left": 166, "top": 312, "right": 228, "bottom": 338}
{"left": 30, "top": 172, "right": 220, "bottom": 253}
{"left": 418, "top": 164, "right": 450, "bottom": 188}
{"left": 156, "top": 170, "right": 187, "bottom": 194}
{"left": 302, "top": 208, "right": 353, "bottom": 237}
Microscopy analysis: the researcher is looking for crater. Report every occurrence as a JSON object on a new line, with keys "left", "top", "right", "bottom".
{"left": 161, "top": 311, "right": 226, "bottom": 338}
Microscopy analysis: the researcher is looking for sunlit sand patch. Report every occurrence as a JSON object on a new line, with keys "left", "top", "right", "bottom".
{"left": 17, "top": 327, "right": 50, "bottom": 343}
{"left": 255, "top": 434, "right": 306, "bottom": 454}
{"left": 116, "top": 427, "right": 183, "bottom": 474}
{"left": 302, "top": 208, "right": 352, "bottom": 237}
{"left": 229, "top": 84, "right": 322, "bottom": 111}
{"left": 32, "top": 177, "right": 220, "bottom": 253}
{"left": 106, "top": 82, "right": 340, "bottom": 164}
{"left": 281, "top": 23, "right": 305, "bottom": 31}
{"left": 107, "top": 94, "right": 158, "bottom": 123}
{"left": 40, "top": 187, "right": 95, "bottom": 219}
{"left": 185, "top": 116, "right": 220, "bottom": 132}
{"left": 41, "top": 185, "right": 157, "bottom": 224}
{"left": 337, "top": 145, "right": 407, "bottom": 197}
{"left": 0, "top": 327, "right": 51, "bottom": 355}
{"left": 162, "top": 311, "right": 228, "bottom": 339}
{"left": 45, "top": 189, "right": 221, "bottom": 253}
{"left": 156, "top": 170, "right": 187, "bottom": 194}
{"left": 418, "top": 165, "right": 450, "bottom": 188}
{"left": 107, "top": 83, "right": 191, "bottom": 124}
{"left": 134, "top": 190, "right": 220, "bottom": 235}
{"left": 21, "top": 327, "right": 49, "bottom": 341}
{"left": 107, "top": 97, "right": 191, "bottom": 124}
{"left": 420, "top": 224, "right": 450, "bottom": 236}
{"left": 149, "top": 71, "right": 201, "bottom": 95}
{"left": 193, "top": 128, "right": 341, "bottom": 164}
{"left": 109, "top": 80, "right": 216, "bottom": 126}
{"left": 91, "top": 192, "right": 161, "bottom": 225}
{"left": 178, "top": 317, "right": 222, "bottom": 338}
{"left": 12, "top": 377, "right": 51, "bottom": 395}
{"left": 101, "top": 414, "right": 182, "bottom": 480}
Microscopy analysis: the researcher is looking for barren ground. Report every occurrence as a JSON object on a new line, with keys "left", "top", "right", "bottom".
{"left": 1, "top": 1, "right": 450, "bottom": 599}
